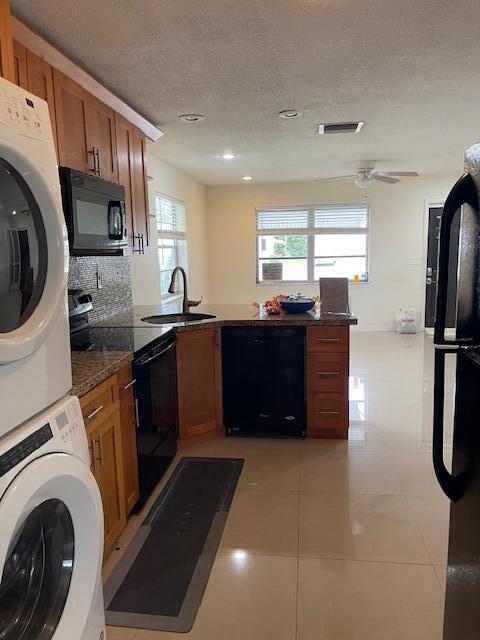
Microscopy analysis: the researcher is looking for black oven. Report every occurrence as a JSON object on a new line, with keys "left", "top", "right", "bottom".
{"left": 133, "top": 332, "right": 178, "bottom": 509}
{"left": 59, "top": 167, "right": 127, "bottom": 255}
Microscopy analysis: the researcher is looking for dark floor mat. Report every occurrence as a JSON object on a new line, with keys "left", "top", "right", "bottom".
{"left": 104, "top": 456, "right": 244, "bottom": 632}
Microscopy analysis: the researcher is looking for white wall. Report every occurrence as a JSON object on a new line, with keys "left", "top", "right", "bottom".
{"left": 206, "top": 175, "right": 457, "bottom": 330}
{"left": 131, "top": 143, "right": 210, "bottom": 304}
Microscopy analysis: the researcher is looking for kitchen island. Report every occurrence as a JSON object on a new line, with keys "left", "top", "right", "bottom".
{"left": 88, "top": 303, "right": 357, "bottom": 440}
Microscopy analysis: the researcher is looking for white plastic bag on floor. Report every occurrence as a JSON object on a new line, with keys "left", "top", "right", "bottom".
{"left": 396, "top": 308, "right": 418, "bottom": 334}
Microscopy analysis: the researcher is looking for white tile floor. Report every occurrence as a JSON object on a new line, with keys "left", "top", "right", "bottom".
{"left": 106, "top": 331, "right": 451, "bottom": 639}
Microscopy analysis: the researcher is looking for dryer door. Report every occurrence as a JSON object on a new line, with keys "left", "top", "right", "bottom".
{"left": 0, "top": 453, "right": 104, "bottom": 640}
{"left": 0, "top": 137, "right": 68, "bottom": 364}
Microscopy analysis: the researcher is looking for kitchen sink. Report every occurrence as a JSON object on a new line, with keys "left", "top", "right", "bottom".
{"left": 141, "top": 313, "right": 216, "bottom": 324}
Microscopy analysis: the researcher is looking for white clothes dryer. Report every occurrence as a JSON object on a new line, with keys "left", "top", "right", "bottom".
{"left": 0, "top": 394, "right": 105, "bottom": 640}
{"left": 0, "top": 76, "right": 71, "bottom": 436}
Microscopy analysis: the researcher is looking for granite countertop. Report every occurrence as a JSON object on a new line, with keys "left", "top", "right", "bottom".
{"left": 94, "top": 303, "right": 357, "bottom": 331}
{"left": 71, "top": 350, "right": 133, "bottom": 397}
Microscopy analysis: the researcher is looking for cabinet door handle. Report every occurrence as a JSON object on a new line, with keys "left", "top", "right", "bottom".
{"left": 88, "top": 146, "right": 96, "bottom": 173}
{"left": 87, "top": 404, "right": 104, "bottom": 420}
{"left": 140, "top": 233, "right": 145, "bottom": 254}
{"left": 99, "top": 435, "right": 105, "bottom": 465}
{"left": 133, "top": 234, "right": 142, "bottom": 253}
{"left": 317, "top": 410, "right": 340, "bottom": 416}
{"left": 95, "top": 149, "right": 101, "bottom": 176}
{"left": 123, "top": 378, "right": 136, "bottom": 390}
{"left": 316, "top": 338, "right": 340, "bottom": 343}
{"left": 316, "top": 371, "right": 340, "bottom": 376}
{"left": 89, "top": 441, "right": 97, "bottom": 474}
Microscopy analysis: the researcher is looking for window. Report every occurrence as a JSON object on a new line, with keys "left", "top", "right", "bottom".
{"left": 256, "top": 204, "right": 369, "bottom": 283}
{"left": 155, "top": 194, "right": 188, "bottom": 296}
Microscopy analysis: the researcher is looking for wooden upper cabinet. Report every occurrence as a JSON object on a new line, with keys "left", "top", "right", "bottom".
{"left": 0, "top": 0, "right": 14, "bottom": 83}
{"left": 85, "top": 96, "right": 117, "bottom": 183}
{"left": 12, "top": 39, "right": 27, "bottom": 88}
{"left": 115, "top": 114, "right": 149, "bottom": 252}
{"left": 130, "top": 126, "right": 150, "bottom": 248}
{"left": 53, "top": 69, "right": 91, "bottom": 173}
{"left": 26, "top": 50, "right": 58, "bottom": 153}
{"left": 115, "top": 113, "right": 134, "bottom": 247}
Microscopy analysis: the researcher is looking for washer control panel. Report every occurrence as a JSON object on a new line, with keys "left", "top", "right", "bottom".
{"left": 0, "top": 424, "right": 53, "bottom": 478}
{"left": 0, "top": 74, "right": 52, "bottom": 143}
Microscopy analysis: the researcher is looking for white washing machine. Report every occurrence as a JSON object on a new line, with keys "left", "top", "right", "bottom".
{"left": 0, "top": 75, "right": 71, "bottom": 436}
{"left": 0, "top": 394, "right": 105, "bottom": 640}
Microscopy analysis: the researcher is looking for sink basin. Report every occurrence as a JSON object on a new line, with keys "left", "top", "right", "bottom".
{"left": 141, "top": 313, "right": 216, "bottom": 325}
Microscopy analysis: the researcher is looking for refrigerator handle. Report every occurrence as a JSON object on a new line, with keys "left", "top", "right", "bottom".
{"left": 434, "top": 173, "right": 479, "bottom": 346}
{"left": 433, "top": 348, "right": 470, "bottom": 502}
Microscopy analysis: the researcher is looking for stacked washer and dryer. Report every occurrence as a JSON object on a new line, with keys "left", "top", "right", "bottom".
{"left": 0, "top": 77, "right": 105, "bottom": 639}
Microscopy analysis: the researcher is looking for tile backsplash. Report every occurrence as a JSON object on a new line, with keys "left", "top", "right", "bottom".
{"left": 68, "top": 256, "right": 133, "bottom": 323}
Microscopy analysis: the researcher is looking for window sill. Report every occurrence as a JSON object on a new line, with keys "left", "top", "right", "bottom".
{"left": 256, "top": 280, "right": 369, "bottom": 286}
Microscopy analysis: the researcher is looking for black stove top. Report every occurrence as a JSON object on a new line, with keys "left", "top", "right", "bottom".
{"left": 71, "top": 325, "right": 173, "bottom": 355}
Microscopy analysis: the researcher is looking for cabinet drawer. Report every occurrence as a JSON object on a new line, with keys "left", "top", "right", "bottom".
{"left": 308, "top": 392, "right": 347, "bottom": 429}
{"left": 307, "top": 326, "right": 349, "bottom": 353}
{"left": 307, "top": 352, "right": 349, "bottom": 392}
{"left": 80, "top": 375, "right": 118, "bottom": 431}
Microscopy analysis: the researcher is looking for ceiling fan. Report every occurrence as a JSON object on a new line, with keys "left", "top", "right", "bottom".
{"left": 318, "top": 161, "right": 419, "bottom": 189}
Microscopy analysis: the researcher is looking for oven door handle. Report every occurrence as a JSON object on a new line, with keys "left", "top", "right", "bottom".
{"left": 135, "top": 341, "right": 175, "bottom": 368}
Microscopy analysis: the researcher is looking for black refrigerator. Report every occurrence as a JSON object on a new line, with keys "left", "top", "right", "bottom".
{"left": 433, "top": 143, "right": 480, "bottom": 639}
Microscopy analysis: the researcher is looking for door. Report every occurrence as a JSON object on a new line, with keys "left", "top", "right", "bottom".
{"left": 0, "top": 453, "right": 103, "bottom": 639}
{"left": 433, "top": 350, "right": 480, "bottom": 639}
{"left": 85, "top": 96, "right": 118, "bottom": 183}
{"left": 26, "top": 50, "right": 58, "bottom": 153}
{"left": 130, "top": 126, "right": 150, "bottom": 251}
{"left": 53, "top": 69, "right": 91, "bottom": 174}
{"left": 0, "top": 154, "right": 64, "bottom": 362}
{"left": 425, "top": 205, "right": 460, "bottom": 328}
{"left": 88, "top": 410, "right": 126, "bottom": 553}
{"left": 115, "top": 112, "right": 134, "bottom": 247}
{"left": 118, "top": 365, "right": 140, "bottom": 514}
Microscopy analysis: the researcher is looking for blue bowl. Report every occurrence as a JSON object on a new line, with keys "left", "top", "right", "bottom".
{"left": 279, "top": 299, "right": 315, "bottom": 314}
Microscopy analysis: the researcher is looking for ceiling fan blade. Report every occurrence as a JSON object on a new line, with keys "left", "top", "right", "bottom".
{"left": 373, "top": 174, "right": 399, "bottom": 184}
{"left": 377, "top": 171, "right": 419, "bottom": 177}
{"left": 315, "top": 174, "right": 355, "bottom": 182}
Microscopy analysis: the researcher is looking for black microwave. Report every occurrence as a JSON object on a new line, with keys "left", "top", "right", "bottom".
{"left": 59, "top": 167, "right": 127, "bottom": 255}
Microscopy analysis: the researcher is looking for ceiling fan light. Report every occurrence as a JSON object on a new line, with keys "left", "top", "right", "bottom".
{"left": 354, "top": 173, "right": 371, "bottom": 189}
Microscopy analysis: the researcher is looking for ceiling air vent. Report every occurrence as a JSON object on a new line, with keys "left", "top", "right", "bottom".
{"left": 318, "top": 121, "right": 364, "bottom": 135}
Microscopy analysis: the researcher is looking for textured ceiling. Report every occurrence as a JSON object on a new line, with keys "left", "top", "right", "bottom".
{"left": 11, "top": 0, "right": 480, "bottom": 185}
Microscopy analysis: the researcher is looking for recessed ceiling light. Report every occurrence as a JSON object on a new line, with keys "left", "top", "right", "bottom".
{"left": 243, "top": 176, "right": 253, "bottom": 181}
{"left": 278, "top": 109, "right": 304, "bottom": 119}
{"left": 179, "top": 113, "right": 205, "bottom": 122}
{"left": 221, "top": 152, "right": 235, "bottom": 160}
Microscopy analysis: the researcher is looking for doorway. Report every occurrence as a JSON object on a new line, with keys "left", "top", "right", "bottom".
{"left": 424, "top": 205, "right": 460, "bottom": 328}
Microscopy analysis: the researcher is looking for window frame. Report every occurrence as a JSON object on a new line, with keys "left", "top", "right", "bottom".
{"left": 255, "top": 204, "right": 370, "bottom": 284}
{"left": 154, "top": 192, "right": 188, "bottom": 299}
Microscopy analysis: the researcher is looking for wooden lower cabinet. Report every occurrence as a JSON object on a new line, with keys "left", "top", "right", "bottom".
{"left": 80, "top": 367, "right": 140, "bottom": 554}
{"left": 118, "top": 365, "right": 140, "bottom": 514}
{"left": 87, "top": 409, "right": 126, "bottom": 554}
{"left": 176, "top": 328, "right": 223, "bottom": 439}
{"left": 306, "top": 326, "right": 350, "bottom": 439}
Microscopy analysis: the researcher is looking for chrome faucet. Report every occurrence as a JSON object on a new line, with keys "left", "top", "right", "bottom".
{"left": 168, "top": 266, "right": 202, "bottom": 314}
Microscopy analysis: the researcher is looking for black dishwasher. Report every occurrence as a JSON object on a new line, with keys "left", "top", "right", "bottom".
{"left": 222, "top": 326, "right": 306, "bottom": 437}
{"left": 134, "top": 332, "right": 178, "bottom": 509}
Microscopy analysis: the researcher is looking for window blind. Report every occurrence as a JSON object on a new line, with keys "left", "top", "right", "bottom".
{"left": 256, "top": 209, "right": 309, "bottom": 231}
{"left": 155, "top": 194, "right": 187, "bottom": 239}
{"left": 314, "top": 205, "right": 368, "bottom": 229}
